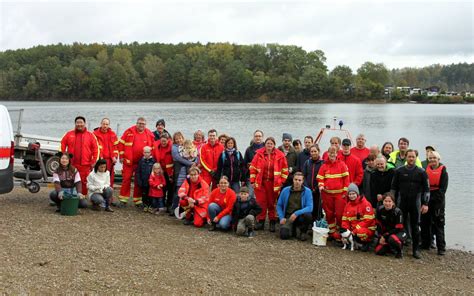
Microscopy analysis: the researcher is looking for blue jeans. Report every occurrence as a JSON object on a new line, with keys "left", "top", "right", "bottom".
{"left": 208, "top": 203, "right": 232, "bottom": 230}
{"left": 151, "top": 198, "right": 165, "bottom": 209}
{"left": 90, "top": 187, "right": 113, "bottom": 208}
{"left": 230, "top": 182, "right": 241, "bottom": 194}
{"left": 245, "top": 180, "right": 255, "bottom": 199}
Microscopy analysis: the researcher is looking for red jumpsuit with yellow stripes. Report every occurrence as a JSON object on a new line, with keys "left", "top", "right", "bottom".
{"left": 199, "top": 142, "right": 224, "bottom": 189}
{"left": 341, "top": 195, "right": 376, "bottom": 242}
{"left": 93, "top": 127, "right": 119, "bottom": 187}
{"left": 249, "top": 147, "right": 288, "bottom": 223}
{"left": 118, "top": 126, "right": 155, "bottom": 205}
{"left": 317, "top": 159, "right": 349, "bottom": 239}
{"left": 60, "top": 128, "right": 99, "bottom": 195}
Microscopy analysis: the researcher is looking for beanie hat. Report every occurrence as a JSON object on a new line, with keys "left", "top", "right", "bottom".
{"left": 347, "top": 183, "right": 359, "bottom": 195}
{"left": 156, "top": 119, "right": 166, "bottom": 127}
{"left": 282, "top": 133, "right": 293, "bottom": 142}
{"left": 239, "top": 186, "right": 250, "bottom": 194}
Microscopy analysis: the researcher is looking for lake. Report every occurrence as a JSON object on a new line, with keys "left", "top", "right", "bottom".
{"left": 2, "top": 101, "right": 473, "bottom": 251}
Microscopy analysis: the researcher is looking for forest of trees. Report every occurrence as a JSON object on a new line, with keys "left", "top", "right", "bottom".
{"left": 0, "top": 42, "right": 472, "bottom": 103}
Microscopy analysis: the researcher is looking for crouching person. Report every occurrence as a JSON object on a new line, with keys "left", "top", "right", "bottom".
{"left": 276, "top": 173, "right": 313, "bottom": 241}
{"left": 50, "top": 152, "right": 88, "bottom": 211}
{"left": 232, "top": 186, "right": 262, "bottom": 237}
{"left": 341, "top": 183, "right": 376, "bottom": 250}
{"left": 375, "top": 193, "right": 407, "bottom": 258}
{"left": 208, "top": 176, "right": 237, "bottom": 231}
{"left": 87, "top": 159, "right": 114, "bottom": 212}
{"left": 178, "top": 167, "right": 210, "bottom": 227}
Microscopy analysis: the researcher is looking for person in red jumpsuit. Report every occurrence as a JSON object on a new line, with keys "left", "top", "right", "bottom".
{"left": 249, "top": 137, "right": 289, "bottom": 232}
{"left": 118, "top": 117, "right": 154, "bottom": 206}
{"left": 340, "top": 138, "right": 363, "bottom": 187}
{"left": 93, "top": 118, "right": 119, "bottom": 188}
{"left": 60, "top": 116, "right": 99, "bottom": 195}
{"left": 341, "top": 183, "right": 376, "bottom": 249}
{"left": 178, "top": 166, "right": 210, "bottom": 227}
{"left": 199, "top": 129, "right": 224, "bottom": 189}
{"left": 317, "top": 146, "right": 349, "bottom": 240}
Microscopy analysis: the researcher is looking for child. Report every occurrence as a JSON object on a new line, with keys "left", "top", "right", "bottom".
{"left": 135, "top": 146, "right": 155, "bottom": 212}
{"left": 149, "top": 163, "right": 167, "bottom": 214}
{"left": 181, "top": 139, "right": 198, "bottom": 161}
{"left": 375, "top": 192, "right": 407, "bottom": 259}
{"left": 231, "top": 186, "right": 262, "bottom": 237}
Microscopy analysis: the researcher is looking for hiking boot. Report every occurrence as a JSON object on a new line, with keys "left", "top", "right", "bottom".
{"left": 208, "top": 223, "right": 217, "bottom": 231}
{"left": 437, "top": 249, "right": 446, "bottom": 256}
{"left": 247, "top": 230, "right": 256, "bottom": 238}
{"left": 413, "top": 250, "right": 422, "bottom": 259}
{"left": 91, "top": 204, "right": 101, "bottom": 211}
{"left": 255, "top": 221, "right": 265, "bottom": 231}
{"left": 117, "top": 202, "right": 127, "bottom": 208}
{"left": 269, "top": 220, "right": 276, "bottom": 233}
{"left": 395, "top": 251, "right": 403, "bottom": 259}
{"left": 360, "top": 243, "right": 370, "bottom": 252}
{"left": 300, "top": 232, "right": 308, "bottom": 241}
{"left": 183, "top": 219, "right": 193, "bottom": 226}
{"left": 105, "top": 207, "right": 114, "bottom": 213}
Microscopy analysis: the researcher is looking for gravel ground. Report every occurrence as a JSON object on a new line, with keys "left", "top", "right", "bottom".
{"left": 1, "top": 187, "right": 473, "bottom": 294}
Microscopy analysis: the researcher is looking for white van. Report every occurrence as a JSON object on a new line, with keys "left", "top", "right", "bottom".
{"left": 0, "top": 104, "right": 14, "bottom": 194}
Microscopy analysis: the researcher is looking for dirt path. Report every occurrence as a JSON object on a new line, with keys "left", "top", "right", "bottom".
{"left": 1, "top": 188, "right": 473, "bottom": 294}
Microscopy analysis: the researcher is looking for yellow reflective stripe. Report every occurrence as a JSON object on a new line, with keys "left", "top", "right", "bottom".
{"left": 249, "top": 174, "right": 256, "bottom": 178}
{"left": 316, "top": 174, "right": 324, "bottom": 179}
{"left": 119, "top": 139, "right": 126, "bottom": 144}
{"left": 318, "top": 182, "right": 324, "bottom": 186}
{"left": 98, "top": 145, "right": 103, "bottom": 149}
{"left": 281, "top": 174, "right": 288, "bottom": 179}
{"left": 324, "top": 188, "right": 345, "bottom": 193}
{"left": 273, "top": 187, "right": 280, "bottom": 191}
{"left": 281, "top": 168, "right": 288, "bottom": 172}
{"left": 113, "top": 140, "right": 120, "bottom": 145}
{"left": 119, "top": 151, "right": 124, "bottom": 155}
{"left": 119, "top": 195, "right": 129, "bottom": 202}
{"left": 113, "top": 150, "right": 119, "bottom": 153}
{"left": 274, "top": 172, "right": 281, "bottom": 175}
{"left": 343, "top": 187, "right": 348, "bottom": 191}
{"left": 356, "top": 224, "right": 361, "bottom": 229}
{"left": 328, "top": 223, "right": 336, "bottom": 228}
{"left": 368, "top": 226, "right": 377, "bottom": 230}
{"left": 165, "top": 164, "right": 174, "bottom": 168}
{"left": 342, "top": 217, "right": 348, "bottom": 221}
{"left": 357, "top": 233, "right": 367, "bottom": 238}
{"left": 363, "top": 215, "right": 375, "bottom": 219}
{"left": 324, "top": 173, "right": 347, "bottom": 178}
{"left": 123, "top": 142, "right": 133, "bottom": 146}
{"left": 344, "top": 217, "right": 357, "bottom": 221}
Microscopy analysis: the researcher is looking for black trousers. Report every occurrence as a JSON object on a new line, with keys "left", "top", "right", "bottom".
{"left": 142, "top": 186, "right": 150, "bottom": 207}
{"left": 163, "top": 172, "right": 174, "bottom": 209}
{"left": 399, "top": 199, "right": 421, "bottom": 253}
{"left": 375, "top": 232, "right": 407, "bottom": 255}
{"left": 311, "top": 190, "right": 322, "bottom": 221}
{"left": 280, "top": 213, "right": 313, "bottom": 240}
{"left": 420, "top": 206, "right": 446, "bottom": 251}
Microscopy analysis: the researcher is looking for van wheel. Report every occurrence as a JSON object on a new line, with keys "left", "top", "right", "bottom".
{"left": 28, "top": 181, "right": 40, "bottom": 193}
{"left": 45, "top": 155, "right": 60, "bottom": 176}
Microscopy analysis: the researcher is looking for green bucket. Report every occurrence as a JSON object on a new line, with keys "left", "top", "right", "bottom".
{"left": 60, "top": 194, "right": 79, "bottom": 216}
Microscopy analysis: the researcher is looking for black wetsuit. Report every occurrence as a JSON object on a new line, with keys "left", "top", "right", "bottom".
{"left": 390, "top": 165, "right": 430, "bottom": 253}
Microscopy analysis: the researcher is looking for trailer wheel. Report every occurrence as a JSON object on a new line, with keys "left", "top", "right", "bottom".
{"left": 28, "top": 181, "right": 40, "bottom": 193}
{"left": 45, "top": 155, "right": 60, "bottom": 176}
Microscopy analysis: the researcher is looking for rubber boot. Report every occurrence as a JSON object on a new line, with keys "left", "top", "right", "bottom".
{"left": 255, "top": 220, "right": 265, "bottom": 231}
{"left": 269, "top": 220, "right": 276, "bottom": 232}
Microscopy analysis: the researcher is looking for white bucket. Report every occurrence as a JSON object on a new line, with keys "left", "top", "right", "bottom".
{"left": 312, "top": 227, "right": 329, "bottom": 246}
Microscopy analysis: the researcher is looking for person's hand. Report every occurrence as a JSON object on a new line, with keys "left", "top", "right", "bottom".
{"left": 58, "top": 191, "right": 64, "bottom": 200}
{"left": 158, "top": 184, "right": 163, "bottom": 189}
{"left": 188, "top": 198, "right": 195, "bottom": 203}
{"left": 379, "top": 237, "right": 386, "bottom": 245}
{"left": 213, "top": 217, "right": 219, "bottom": 223}
{"left": 377, "top": 194, "right": 383, "bottom": 202}
{"left": 319, "top": 186, "right": 324, "bottom": 192}
{"left": 280, "top": 218, "right": 287, "bottom": 225}
{"left": 421, "top": 205, "right": 429, "bottom": 214}
{"left": 289, "top": 214, "right": 297, "bottom": 222}
{"left": 112, "top": 157, "right": 117, "bottom": 164}
{"left": 78, "top": 193, "right": 86, "bottom": 200}
{"left": 189, "top": 202, "right": 195, "bottom": 208}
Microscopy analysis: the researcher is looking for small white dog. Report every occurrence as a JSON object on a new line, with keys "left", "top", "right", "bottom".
{"left": 340, "top": 229, "right": 354, "bottom": 251}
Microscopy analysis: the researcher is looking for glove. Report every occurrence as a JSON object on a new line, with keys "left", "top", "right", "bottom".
{"left": 78, "top": 193, "right": 86, "bottom": 200}
{"left": 58, "top": 191, "right": 64, "bottom": 200}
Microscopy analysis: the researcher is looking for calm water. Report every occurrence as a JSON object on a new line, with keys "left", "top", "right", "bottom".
{"left": 3, "top": 101, "right": 473, "bottom": 251}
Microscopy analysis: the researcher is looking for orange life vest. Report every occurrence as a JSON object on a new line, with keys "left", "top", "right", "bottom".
{"left": 427, "top": 165, "right": 444, "bottom": 191}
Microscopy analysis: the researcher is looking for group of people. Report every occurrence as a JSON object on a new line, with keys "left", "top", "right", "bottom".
{"left": 50, "top": 116, "right": 449, "bottom": 260}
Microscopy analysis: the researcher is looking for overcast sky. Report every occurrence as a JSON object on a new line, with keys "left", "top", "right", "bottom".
{"left": 0, "top": 0, "right": 472, "bottom": 70}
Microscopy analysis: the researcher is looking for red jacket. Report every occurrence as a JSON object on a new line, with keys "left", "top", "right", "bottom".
{"left": 178, "top": 176, "right": 210, "bottom": 218}
{"left": 60, "top": 128, "right": 99, "bottom": 167}
{"left": 118, "top": 126, "right": 155, "bottom": 165}
{"left": 93, "top": 127, "right": 119, "bottom": 160}
{"left": 341, "top": 195, "right": 376, "bottom": 232}
{"left": 317, "top": 159, "right": 349, "bottom": 194}
{"left": 153, "top": 140, "right": 174, "bottom": 177}
{"left": 208, "top": 188, "right": 236, "bottom": 220}
{"left": 249, "top": 147, "right": 289, "bottom": 192}
{"left": 350, "top": 147, "right": 369, "bottom": 163}
{"left": 199, "top": 142, "right": 224, "bottom": 173}
{"left": 340, "top": 153, "right": 363, "bottom": 186}
{"left": 148, "top": 172, "right": 166, "bottom": 198}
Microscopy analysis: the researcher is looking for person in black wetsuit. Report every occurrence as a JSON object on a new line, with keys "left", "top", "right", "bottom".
{"left": 390, "top": 149, "right": 430, "bottom": 259}
{"left": 375, "top": 192, "right": 407, "bottom": 259}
